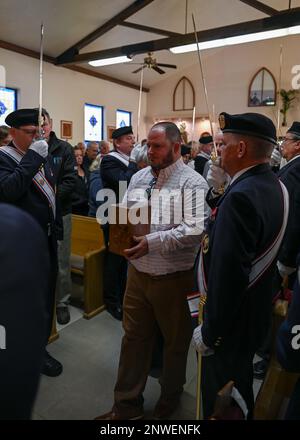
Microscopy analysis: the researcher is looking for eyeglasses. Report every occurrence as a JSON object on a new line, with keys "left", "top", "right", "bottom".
{"left": 145, "top": 177, "right": 157, "bottom": 200}
{"left": 282, "top": 137, "right": 298, "bottom": 143}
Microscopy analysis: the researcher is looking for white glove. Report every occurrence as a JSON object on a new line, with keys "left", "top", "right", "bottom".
{"left": 192, "top": 324, "right": 214, "bottom": 357}
{"left": 270, "top": 148, "right": 282, "bottom": 167}
{"left": 29, "top": 140, "right": 48, "bottom": 158}
{"left": 206, "top": 160, "right": 228, "bottom": 191}
{"left": 277, "top": 261, "right": 296, "bottom": 278}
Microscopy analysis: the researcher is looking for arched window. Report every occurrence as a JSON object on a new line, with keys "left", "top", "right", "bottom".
{"left": 173, "top": 76, "right": 195, "bottom": 111}
{"left": 248, "top": 68, "right": 276, "bottom": 107}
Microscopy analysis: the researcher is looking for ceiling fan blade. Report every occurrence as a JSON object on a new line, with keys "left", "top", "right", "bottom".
{"left": 132, "top": 65, "right": 146, "bottom": 74}
{"left": 153, "top": 66, "right": 165, "bottom": 74}
{"left": 156, "top": 63, "right": 177, "bottom": 69}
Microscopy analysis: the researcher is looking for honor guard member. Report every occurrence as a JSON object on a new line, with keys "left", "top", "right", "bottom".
{"left": 0, "top": 204, "right": 49, "bottom": 419}
{"left": 100, "top": 125, "right": 138, "bottom": 320}
{"left": 0, "top": 108, "right": 63, "bottom": 377}
{"left": 277, "top": 256, "right": 300, "bottom": 419}
{"left": 254, "top": 121, "right": 300, "bottom": 379}
{"left": 194, "top": 134, "right": 213, "bottom": 177}
{"left": 277, "top": 122, "right": 300, "bottom": 276}
{"left": 193, "top": 112, "right": 289, "bottom": 418}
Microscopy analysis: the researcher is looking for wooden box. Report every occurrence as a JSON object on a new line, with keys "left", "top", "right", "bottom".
{"left": 109, "top": 202, "right": 151, "bottom": 256}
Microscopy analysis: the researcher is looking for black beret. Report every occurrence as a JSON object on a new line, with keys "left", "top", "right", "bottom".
{"left": 5, "top": 108, "right": 39, "bottom": 128}
{"left": 287, "top": 121, "right": 300, "bottom": 137}
{"left": 112, "top": 125, "right": 133, "bottom": 139}
{"left": 181, "top": 144, "right": 191, "bottom": 156}
{"left": 199, "top": 135, "right": 213, "bottom": 144}
{"left": 218, "top": 112, "right": 277, "bottom": 145}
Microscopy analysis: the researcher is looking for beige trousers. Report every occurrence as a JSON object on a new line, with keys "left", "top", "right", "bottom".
{"left": 114, "top": 264, "right": 194, "bottom": 416}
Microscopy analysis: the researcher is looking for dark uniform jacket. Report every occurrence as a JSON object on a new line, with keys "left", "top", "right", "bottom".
{"left": 0, "top": 204, "right": 49, "bottom": 419}
{"left": 100, "top": 152, "right": 138, "bottom": 202}
{"left": 277, "top": 156, "right": 300, "bottom": 267}
{"left": 194, "top": 154, "right": 209, "bottom": 176}
{"left": 277, "top": 263, "right": 300, "bottom": 373}
{"left": 48, "top": 131, "right": 76, "bottom": 217}
{"left": 201, "top": 164, "right": 287, "bottom": 354}
{"left": 0, "top": 143, "right": 60, "bottom": 242}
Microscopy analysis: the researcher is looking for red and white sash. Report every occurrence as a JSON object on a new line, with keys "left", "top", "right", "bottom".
{"left": 0, "top": 145, "right": 56, "bottom": 218}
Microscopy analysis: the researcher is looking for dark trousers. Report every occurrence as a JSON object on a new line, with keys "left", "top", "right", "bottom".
{"left": 102, "top": 223, "right": 127, "bottom": 309}
{"left": 45, "top": 238, "right": 58, "bottom": 343}
{"left": 257, "top": 270, "right": 297, "bottom": 362}
{"left": 113, "top": 265, "right": 193, "bottom": 417}
{"left": 202, "top": 347, "right": 255, "bottom": 419}
{"left": 103, "top": 251, "right": 127, "bottom": 309}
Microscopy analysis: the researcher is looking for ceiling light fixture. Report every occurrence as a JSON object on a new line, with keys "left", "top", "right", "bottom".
{"left": 170, "top": 25, "right": 300, "bottom": 54}
{"left": 89, "top": 56, "right": 132, "bottom": 67}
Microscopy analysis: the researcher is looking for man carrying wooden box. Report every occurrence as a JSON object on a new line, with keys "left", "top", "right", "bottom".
{"left": 96, "top": 121, "right": 209, "bottom": 420}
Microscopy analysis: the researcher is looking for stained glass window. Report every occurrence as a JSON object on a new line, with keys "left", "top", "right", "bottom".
{"left": 0, "top": 87, "right": 17, "bottom": 125}
{"left": 116, "top": 109, "right": 131, "bottom": 129}
{"left": 84, "top": 103, "right": 103, "bottom": 142}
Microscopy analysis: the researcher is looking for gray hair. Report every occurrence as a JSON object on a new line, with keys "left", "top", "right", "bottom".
{"left": 86, "top": 141, "right": 99, "bottom": 149}
{"left": 134, "top": 144, "right": 149, "bottom": 165}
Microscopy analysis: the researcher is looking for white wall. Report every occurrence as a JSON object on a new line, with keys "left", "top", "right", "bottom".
{"left": 0, "top": 48, "right": 147, "bottom": 144}
{"left": 147, "top": 34, "right": 300, "bottom": 136}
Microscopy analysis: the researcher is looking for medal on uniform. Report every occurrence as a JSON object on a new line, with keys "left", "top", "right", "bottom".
{"left": 202, "top": 234, "right": 209, "bottom": 254}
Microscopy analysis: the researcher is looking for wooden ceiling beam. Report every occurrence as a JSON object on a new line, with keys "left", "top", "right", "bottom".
{"left": 239, "top": 0, "right": 278, "bottom": 16}
{"left": 56, "top": 0, "right": 155, "bottom": 64}
{"left": 121, "top": 21, "right": 182, "bottom": 37}
{"left": 59, "top": 7, "right": 300, "bottom": 65}
{"left": 0, "top": 40, "right": 149, "bottom": 92}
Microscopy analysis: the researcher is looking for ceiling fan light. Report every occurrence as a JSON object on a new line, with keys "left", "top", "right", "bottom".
{"left": 89, "top": 56, "right": 132, "bottom": 67}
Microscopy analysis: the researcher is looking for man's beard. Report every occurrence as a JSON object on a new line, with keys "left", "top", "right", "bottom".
{"left": 150, "top": 149, "right": 174, "bottom": 170}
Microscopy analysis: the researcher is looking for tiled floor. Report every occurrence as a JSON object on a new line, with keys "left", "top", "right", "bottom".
{"left": 33, "top": 308, "right": 263, "bottom": 420}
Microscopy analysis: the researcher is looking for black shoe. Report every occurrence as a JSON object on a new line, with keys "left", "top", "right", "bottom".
{"left": 56, "top": 305, "right": 71, "bottom": 325}
{"left": 42, "top": 352, "right": 63, "bottom": 377}
{"left": 107, "top": 305, "right": 123, "bottom": 321}
{"left": 148, "top": 367, "right": 162, "bottom": 379}
{"left": 253, "top": 359, "right": 268, "bottom": 380}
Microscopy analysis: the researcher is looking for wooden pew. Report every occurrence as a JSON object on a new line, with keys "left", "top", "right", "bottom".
{"left": 71, "top": 215, "right": 106, "bottom": 319}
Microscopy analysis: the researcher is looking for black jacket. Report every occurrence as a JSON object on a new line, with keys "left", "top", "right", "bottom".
{"left": 0, "top": 143, "right": 61, "bottom": 242}
{"left": 48, "top": 132, "right": 76, "bottom": 216}
{"left": 100, "top": 153, "right": 138, "bottom": 202}
{"left": 0, "top": 203, "right": 48, "bottom": 419}
{"left": 201, "top": 164, "right": 287, "bottom": 354}
{"left": 277, "top": 156, "right": 300, "bottom": 267}
{"left": 194, "top": 154, "right": 209, "bottom": 176}
{"left": 72, "top": 173, "right": 89, "bottom": 216}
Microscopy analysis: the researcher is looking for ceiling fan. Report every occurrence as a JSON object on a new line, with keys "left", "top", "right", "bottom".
{"left": 131, "top": 52, "right": 177, "bottom": 74}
